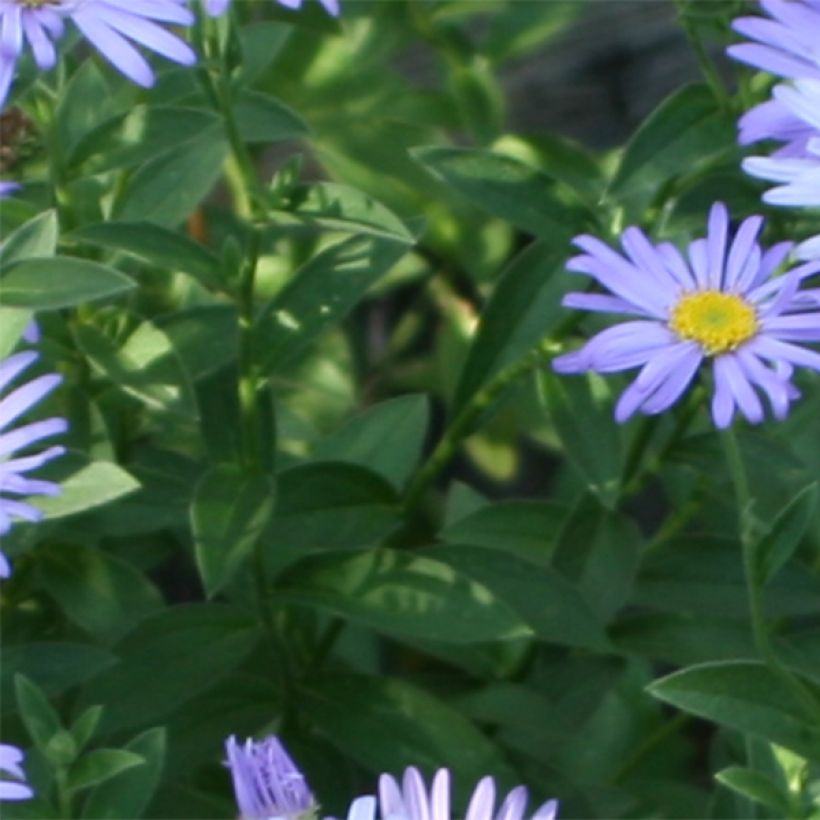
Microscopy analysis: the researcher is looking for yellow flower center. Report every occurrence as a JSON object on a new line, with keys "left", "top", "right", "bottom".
{"left": 17, "top": 0, "right": 60, "bottom": 7}
{"left": 669, "top": 291, "right": 758, "bottom": 355}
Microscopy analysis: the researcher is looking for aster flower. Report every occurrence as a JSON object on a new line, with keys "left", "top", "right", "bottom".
{"left": 728, "top": 0, "right": 820, "bottom": 81}
{"left": 553, "top": 203, "right": 820, "bottom": 429}
{"left": 0, "top": 350, "right": 67, "bottom": 576}
{"left": 378, "top": 767, "right": 558, "bottom": 820}
{"left": 204, "top": 0, "right": 340, "bottom": 18}
{"left": 225, "top": 735, "right": 318, "bottom": 820}
{"left": 0, "top": 743, "right": 33, "bottom": 801}
{"left": 0, "top": 0, "right": 196, "bottom": 110}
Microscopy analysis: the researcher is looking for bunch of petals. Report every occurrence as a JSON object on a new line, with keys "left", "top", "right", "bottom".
{"left": 205, "top": 0, "right": 340, "bottom": 17}
{"left": 740, "top": 79, "right": 820, "bottom": 206}
{"left": 553, "top": 203, "right": 820, "bottom": 429}
{"left": 368, "top": 766, "right": 558, "bottom": 820}
{"left": 0, "top": 744, "right": 33, "bottom": 801}
{"left": 0, "top": 350, "right": 67, "bottom": 576}
{"left": 728, "top": 0, "right": 820, "bottom": 81}
{"left": 0, "top": 0, "right": 196, "bottom": 110}
{"left": 225, "top": 735, "right": 559, "bottom": 820}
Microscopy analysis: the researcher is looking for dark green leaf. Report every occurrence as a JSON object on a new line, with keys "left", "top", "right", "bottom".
{"left": 311, "top": 395, "right": 429, "bottom": 488}
{"left": 0, "top": 257, "right": 135, "bottom": 309}
{"left": 70, "top": 222, "right": 222, "bottom": 290}
{"left": 78, "top": 605, "right": 258, "bottom": 735}
{"left": 412, "top": 145, "right": 590, "bottom": 239}
{"left": 300, "top": 672, "right": 521, "bottom": 789}
{"left": 278, "top": 547, "right": 529, "bottom": 644}
{"left": 69, "top": 706, "right": 104, "bottom": 755}
{"left": 235, "top": 89, "right": 309, "bottom": 143}
{"left": 191, "top": 464, "right": 276, "bottom": 596}
{"left": 453, "top": 240, "right": 572, "bottom": 412}
{"left": 14, "top": 675, "right": 63, "bottom": 754}
{"left": 648, "top": 661, "right": 820, "bottom": 761}
{"left": 115, "top": 125, "right": 228, "bottom": 226}
{"left": 253, "top": 234, "right": 409, "bottom": 374}
{"left": 38, "top": 545, "right": 163, "bottom": 644}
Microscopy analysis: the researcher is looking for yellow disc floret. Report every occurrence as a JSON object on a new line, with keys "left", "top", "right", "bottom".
{"left": 669, "top": 291, "right": 758, "bottom": 355}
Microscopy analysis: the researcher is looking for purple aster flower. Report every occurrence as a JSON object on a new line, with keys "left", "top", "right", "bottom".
{"left": 0, "top": 350, "right": 67, "bottom": 576}
{"left": 796, "top": 234, "right": 820, "bottom": 261}
{"left": 553, "top": 203, "right": 820, "bottom": 429}
{"left": 205, "top": 0, "right": 339, "bottom": 17}
{"left": 0, "top": 743, "right": 33, "bottom": 801}
{"left": 728, "top": 0, "right": 820, "bottom": 80}
{"left": 225, "top": 735, "right": 318, "bottom": 820}
{"left": 0, "top": 180, "right": 20, "bottom": 197}
{"left": 0, "top": 0, "right": 196, "bottom": 110}
{"left": 378, "top": 767, "right": 558, "bottom": 820}
{"left": 741, "top": 80, "right": 820, "bottom": 207}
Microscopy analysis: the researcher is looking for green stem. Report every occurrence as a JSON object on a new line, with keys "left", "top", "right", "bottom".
{"left": 673, "top": 0, "right": 730, "bottom": 109}
{"left": 722, "top": 428, "right": 820, "bottom": 725}
{"left": 403, "top": 348, "right": 545, "bottom": 517}
{"left": 54, "top": 766, "right": 72, "bottom": 819}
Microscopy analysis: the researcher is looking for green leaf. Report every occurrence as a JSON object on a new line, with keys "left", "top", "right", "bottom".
{"left": 440, "top": 500, "right": 566, "bottom": 564}
{"left": 552, "top": 495, "right": 642, "bottom": 621}
{"left": 70, "top": 105, "right": 221, "bottom": 173}
{"left": 278, "top": 547, "right": 529, "bottom": 644}
{"left": 70, "top": 221, "right": 222, "bottom": 290}
{"left": 1, "top": 645, "right": 116, "bottom": 704}
{"left": 0, "top": 257, "right": 135, "bottom": 309}
{"left": 38, "top": 545, "right": 163, "bottom": 644}
{"left": 56, "top": 61, "right": 116, "bottom": 158}
{"left": 541, "top": 372, "right": 624, "bottom": 508}
{"left": 36, "top": 455, "right": 140, "bottom": 521}
{"left": 69, "top": 706, "right": 105, "bottom": 755}
{"left": 75, "top": 319, "right": 198, "bottom": 418}
{"left": 14, "top": 675, "right": 63, "bottom": 754}
{"left": 714, "top": 766, "right": 790, "bottom": 815}
{"left": 452, "top": 240, "right": 572, "bottom": 412}
{"left": 0, "top": 307, "right": 32, "bottom": 358}
{"left": 78, "top": 604, "right": 258, "bottom": 735}
{"left": 754, "top": 483, "right": 818, "bottom": 584}
{"left": 82, "top": 728, "right": 166, "bottom": 820}
{"left": 191, "top": 464, "right": 276, "bottom": 596}
{"left": 0, "top": 209, "right": 59, "bottom": 263}
{"left": 431, "top": 544, "right": 610, "bottom": 650}
{"left": 269, "top": 462, "right": 399, "bottom": 555}
{"left": 608, "top": 84, "right": 737, "bottom": 217}
{"left": 648, "top": 661, "right": 820, "bottom": 761}
{"left": 253, "top": 234, "right": 409, "bottom": 374}
{"left": 268, "top": 182, "right": 414, "bottom": 242}
{"left": 115, "top": 124, "right": 228, "bottom": 226}
{"left": 311, "top": 395, "right": 429, "bottom": 488}
{"left": 300, "top": 672, "right": 521, "bottom": 789}
{"left": 235, "top": 89, "right": 309, "bottom": 143}
{"left": 412, "top": 145, "right": 590, "bottom": 239}
{"left": 67, "top": 750, "right": 144, "bottom": 794}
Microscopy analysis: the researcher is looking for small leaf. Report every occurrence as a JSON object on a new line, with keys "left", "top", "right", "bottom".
{"left": 67, "top": 749, "right": 144, "bottom": 793}
{"left": 14, "top": 675, "right": 63, "bottom": 754}
{"left": 235, "top": 89, "right": 309, "bottom": 143}
{"left": 82, "top": 728, "right": 166, "bottom": 820}
{"left": 754, "top": 483, "right": 818, "bottom": 584}
{"left": 69, "top": 705, "right": 104, "bottom": 754}
{"left": 0, "top": 257, "right": 135, "bottom": 309}
{"left": 0, "top": 307, "right": 33, "bottom": 358}
{"left": 191, "top": 464, "right": 276, "bottom": 596}
{"left": 715, "top": 766, "right": 790, "bottom": 815}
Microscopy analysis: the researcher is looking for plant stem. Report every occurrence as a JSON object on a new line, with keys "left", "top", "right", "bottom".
{"left": 403, "top": 347, "right": 545, "bottom": 518}
{"left": 722, "top": 428, "right": 820, "bottom": 724}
